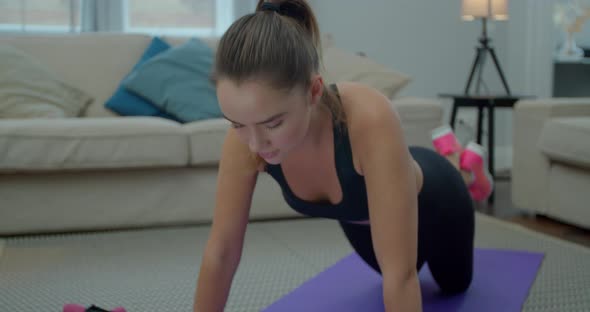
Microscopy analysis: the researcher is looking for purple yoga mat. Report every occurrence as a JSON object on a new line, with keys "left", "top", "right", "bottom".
{"left": 262, "top": 248, "right": 544, "bottom": 312}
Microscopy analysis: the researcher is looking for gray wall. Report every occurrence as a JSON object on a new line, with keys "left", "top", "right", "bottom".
{"left": 576, "top": 14, "right": 590, "bottom": 47}
{"left": 234, "top": 0, "right": 257, "bottom": 18}
{"left": 310, "top": 0, "right": 509, "bottom": 98}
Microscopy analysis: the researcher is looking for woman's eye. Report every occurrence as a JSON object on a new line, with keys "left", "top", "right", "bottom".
{"left": 231, "top": 123, "right": 244, "bottom": 129}
{"left": 266, "top": 120, "right": 283, "bottom": 129}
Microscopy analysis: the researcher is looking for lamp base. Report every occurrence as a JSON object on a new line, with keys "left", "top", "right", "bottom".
{"left": 464, "top": 18, "right": 511, "bottom": 95}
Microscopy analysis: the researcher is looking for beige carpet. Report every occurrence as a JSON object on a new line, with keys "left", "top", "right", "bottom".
{"left": 0, "top": 213, "right": 589, "bottom": 311}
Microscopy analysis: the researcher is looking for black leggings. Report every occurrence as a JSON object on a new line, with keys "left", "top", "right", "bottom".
{"left": 339, "top": 146, "right": 475, "bottom": 294}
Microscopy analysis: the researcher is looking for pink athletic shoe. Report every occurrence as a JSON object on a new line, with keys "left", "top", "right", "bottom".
{"left": 63, "top": 304, "right": 86, "bottom": 312}
{"left": 431, "top": 125, "right": 463, "bottom": 156}
{"left": 460, "top": 142, "right": 494, "bottom": 201}
{"left": 63, "top": 304, "right": 126, "bottom": 312}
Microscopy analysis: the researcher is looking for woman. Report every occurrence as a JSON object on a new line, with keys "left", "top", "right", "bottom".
{"left": 193, "top": 1, "right": 493, "bottom": 311}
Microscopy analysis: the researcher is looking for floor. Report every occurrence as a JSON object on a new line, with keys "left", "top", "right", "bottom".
{"left": 477, "top": 174, "right": 590, "bottom": 248}
{"left": 2, "top": 211, "right": 589, "bottom": 311}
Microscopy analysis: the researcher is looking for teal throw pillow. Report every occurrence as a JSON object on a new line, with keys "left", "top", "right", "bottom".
{"left": 104, "top": 36, "right": 179, "bottom": 121}
{"left": 122, "top": 38, "right": 220, "bottom": 123}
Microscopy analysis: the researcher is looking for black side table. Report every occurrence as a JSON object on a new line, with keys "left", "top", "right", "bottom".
{"left": 438, "top": 94, "right": 533, "bottom": 203}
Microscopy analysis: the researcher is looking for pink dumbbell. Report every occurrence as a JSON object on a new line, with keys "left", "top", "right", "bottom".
{"left": 431, "top": 125, "right": 463, "bottom": 156}
{"left": 63, "top": 303, "right": 126, "bottom": 312}
{"left": 460, "top": 142, "right": 494, "bottom": 201}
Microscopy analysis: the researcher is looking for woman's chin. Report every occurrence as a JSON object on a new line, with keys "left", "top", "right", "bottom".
{"left": 262, "top": 153, "right": 283, "bottom": 165}
{"left": 258, "top": 149, "right": 283, "bottom": 164}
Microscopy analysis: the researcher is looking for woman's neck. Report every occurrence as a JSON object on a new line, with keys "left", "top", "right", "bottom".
{"left": 290, "top": 105, "right": 332, "bottom": 160}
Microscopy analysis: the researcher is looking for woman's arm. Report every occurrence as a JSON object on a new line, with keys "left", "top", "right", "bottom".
{"left": 346, "top": 83, "right": 422, "bottom": 312}
{"left": 194, "top": 128, "right": 259, "bottom": 312}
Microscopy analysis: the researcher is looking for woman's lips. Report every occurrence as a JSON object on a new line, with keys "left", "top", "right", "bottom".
{"left": 258, "top": 150, "right": 279, "bottom": 159}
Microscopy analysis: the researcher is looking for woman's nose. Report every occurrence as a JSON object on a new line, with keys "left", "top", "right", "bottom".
{"left": 248, "top": 131, "right": 269, "bottom": 152}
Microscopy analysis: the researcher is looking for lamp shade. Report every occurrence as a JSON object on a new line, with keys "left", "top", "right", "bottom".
{"left": 462, "top": 0, "right": 508, "bottom": 21}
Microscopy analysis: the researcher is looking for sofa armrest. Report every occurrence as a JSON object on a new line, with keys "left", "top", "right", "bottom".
{"left": 516, "top": 98, "right": 590, "bottom": 119}
{"left": 512, "top": 98, "right": 590, "bottom": 213}
{"left": 392, "top": 97, "right": 444, "bottom": 148}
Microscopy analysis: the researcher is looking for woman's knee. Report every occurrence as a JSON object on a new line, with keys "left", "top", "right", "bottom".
{"left": 439, "top": 270, "right": 473, "bottom": 295}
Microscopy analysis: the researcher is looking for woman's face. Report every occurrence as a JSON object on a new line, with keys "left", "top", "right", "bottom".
{"left": 217, "top": 77, "right": 323, "bottom": 164}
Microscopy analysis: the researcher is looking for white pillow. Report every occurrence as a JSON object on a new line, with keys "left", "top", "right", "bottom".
{"left": 0, "top": 45, "right": 93, "bottom": 119}
{"left": 320, "top": 45, "right": 411, "bottom": 99}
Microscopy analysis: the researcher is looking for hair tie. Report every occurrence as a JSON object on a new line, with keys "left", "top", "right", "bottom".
{"left": 260, "top": 2, "right": 281, "bottom": 13}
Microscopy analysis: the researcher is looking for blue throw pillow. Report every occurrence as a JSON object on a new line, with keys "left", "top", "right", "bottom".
{"left": 122, "top": 38, "right": 221, "bottom": 123}
{"left": 104, "top": 37, "right": 179, "bottom": 121}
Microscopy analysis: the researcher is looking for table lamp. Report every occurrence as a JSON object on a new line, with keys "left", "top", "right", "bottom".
{"left": 462, "top": 0, "right": 511, "bottom": 95}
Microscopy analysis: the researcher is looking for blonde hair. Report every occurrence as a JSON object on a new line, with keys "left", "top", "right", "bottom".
{"left": 213, "top": 0, "right": 345, "bottom": 169}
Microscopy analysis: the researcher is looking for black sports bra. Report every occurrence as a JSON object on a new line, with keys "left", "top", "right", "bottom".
{"left": 264, "top": 84, "right": 369, "bottom": 221}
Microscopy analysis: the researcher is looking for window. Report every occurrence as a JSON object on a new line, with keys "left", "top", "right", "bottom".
{"left": 0, "top": 0, "right": 81, "bottom": 33}
{"left": 0, "top": 0, "right": 234, "bottom": 35}
{"left": 123, "top": 0, "right": 233, "bottom": 37}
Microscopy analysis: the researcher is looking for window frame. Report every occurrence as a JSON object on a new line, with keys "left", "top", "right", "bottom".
{"left": 0, "top": 0, "right": 82, "bottom": 34}
{"left": 122, "top": 0, "right": 234, "bottom": 37}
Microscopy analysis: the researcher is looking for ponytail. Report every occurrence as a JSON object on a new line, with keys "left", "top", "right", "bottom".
{"left": 255, "top": 0, "right": 322, "bottom": 52}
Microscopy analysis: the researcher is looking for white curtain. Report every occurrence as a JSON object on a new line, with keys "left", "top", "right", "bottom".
{"left": 81, "top": 0, "right": 124, "bottom": 32}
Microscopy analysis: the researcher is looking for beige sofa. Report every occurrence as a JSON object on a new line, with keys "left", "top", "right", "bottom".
{"left": 0, "top": 33, "right": 444, "bottom": 235}
{"left": 512, "top": 98, "right": 590, "bottom": 230}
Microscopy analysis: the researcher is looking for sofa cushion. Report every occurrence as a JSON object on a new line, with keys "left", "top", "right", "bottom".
{"left": 538, "top": 117, "right": 590, "bottom": 169}
{"left": 393, "top": 97, "right": 444, "bottom": 148}
{"left": 104, "top": 37, "right": 179, "bottom": 121}
{"left": 183, "top": 118, "right": 231, "bottom": 166}
{"left": 547, "top": 163, "right": 590, "bottom": 229}
{"left": 124, "top": 38, "right": 221, "bottom": 123}
{"left": 0, "top": 45, "right": 93, "bottom": 118}
{"left": 393, "top": 97, "right": 444, "bottom": 121}
{"left": 163, "top": 36, "right": 219, "bottom": 51}
{"left": 0, "top": 117, "right": 189, "bottom": 171}
{"left": 320, "top": 45, "right": 411, "bottom": 99}
{"left": 0, "top": 34, "right": 163, "bottom": 118}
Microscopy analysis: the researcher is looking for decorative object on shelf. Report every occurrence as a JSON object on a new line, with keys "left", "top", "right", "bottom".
{"left": 461, "top": 0, "right": 511, "bottom": 96}
{"left": 554, "top": 0, "right": 590, "bottom": 61}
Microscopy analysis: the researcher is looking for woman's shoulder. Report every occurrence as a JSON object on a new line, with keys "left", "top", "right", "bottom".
{"left": 334, "top": 82, "right": 398, "bottom": 128}
{"left": 333, "top": 82, "right": 403, "bottom": 175}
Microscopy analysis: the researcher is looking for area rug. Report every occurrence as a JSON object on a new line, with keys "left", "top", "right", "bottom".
{"left": 0, "top": 213, "right": 588, "bottom": 311}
